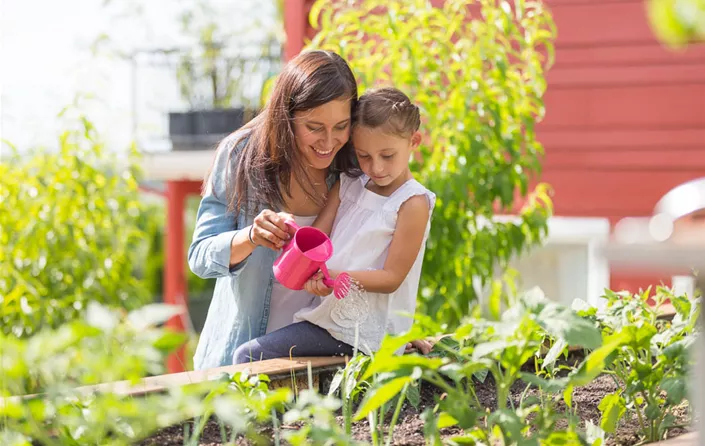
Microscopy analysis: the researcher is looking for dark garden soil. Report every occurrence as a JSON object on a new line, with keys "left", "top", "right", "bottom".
{"left": 139, "top": 371, "right": 691, "bottom": 446}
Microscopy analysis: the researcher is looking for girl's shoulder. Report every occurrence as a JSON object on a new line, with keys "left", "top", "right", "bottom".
{"left": 385, "top": 179, "right": 436, "bottom": 216}
{"left": 337, "top": 172, "right": 367, "bottom": 198}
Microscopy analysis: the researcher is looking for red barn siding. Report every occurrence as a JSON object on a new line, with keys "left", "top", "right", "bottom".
{"left": 539, "top": 0, "right": 705, "bottom": 290}
{"left": 287, "top": 0, "right": 705, "bottom": 293}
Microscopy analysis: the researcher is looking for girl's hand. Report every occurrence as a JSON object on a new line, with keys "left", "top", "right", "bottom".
{"left": 405, "top": 338, "right": 434, "bottom": 355}
{"left": 304, "top": 271, "right": 335, "bottom": 297}
{"left": 249, "top": 210, "right": 293, "bottom": 250}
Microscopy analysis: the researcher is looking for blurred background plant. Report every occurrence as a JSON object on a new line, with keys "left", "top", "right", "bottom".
{"left": 0, "top": 107, "right": 152, "bottom": 337}
{"left": 647, "top": 0, "right": 705, "bottom": 48}
{"left": 0, "top": 302, "right": 231, "bottom": 445}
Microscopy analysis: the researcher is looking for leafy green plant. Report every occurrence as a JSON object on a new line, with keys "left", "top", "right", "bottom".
{"left": 353, "top": 289, "right": 610, "bottom": 445}
{"left": 0, "top": 301, "right": 294, "bottom": 446}
{"left": 0, "top": 302, "right": 201, "bottom": 444}
{"left": 193, "top": 369, "right": 292, "bottom": 446}
{"left": 359, "top": 368, "right": 422, "bottom": 446}
{"left": 0, "top": 114, "right": 152, "bottom": 337}
{"left": 328, "top": 348, "right": 422, "bottom": 444}
{"left": 140, "top": 197, "right": 216, "bottom": 302}
{"left": 307, "top": 0, "right": 555, "bottom": 328}
{"left": 283, "top": 389, "right": 361, "bottom": 446}
{"left": 580, "top": 288, "right": 699, "bottom": 442}
{"left": 328, "top": 354, "right": 372, "bottom": 435}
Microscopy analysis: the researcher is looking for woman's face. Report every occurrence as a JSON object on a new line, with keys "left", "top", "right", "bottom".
{"left": 292, "top": 98, "right": 352, "bottom": 171}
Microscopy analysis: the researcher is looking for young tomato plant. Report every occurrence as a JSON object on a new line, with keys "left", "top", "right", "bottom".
{"left": 588, "top": 288, "right": 699, "bottom": 442}
{"left": 355, "top": 289, "right": 606, "bottom": 445}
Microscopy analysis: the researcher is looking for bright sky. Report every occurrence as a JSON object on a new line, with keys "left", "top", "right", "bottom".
{"left": 0, "top": 0, "right": 279, "bottom": 156}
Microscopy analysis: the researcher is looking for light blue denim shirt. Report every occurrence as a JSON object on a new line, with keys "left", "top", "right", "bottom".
{"left": 188, "top": 131, "right": 335, "bottom": 370}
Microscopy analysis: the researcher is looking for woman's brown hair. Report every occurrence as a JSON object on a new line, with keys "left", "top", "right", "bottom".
{"left": 220, "top": 50, "right": 360, "bottom": 214}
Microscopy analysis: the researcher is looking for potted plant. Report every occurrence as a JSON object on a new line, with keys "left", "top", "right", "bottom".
{"left": 169, "top": 2, "right": 281, "bottom": 151}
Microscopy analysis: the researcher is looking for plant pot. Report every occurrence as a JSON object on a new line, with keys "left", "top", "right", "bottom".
{"left": 168, "top": 108, "right": 248, "bottom": 151}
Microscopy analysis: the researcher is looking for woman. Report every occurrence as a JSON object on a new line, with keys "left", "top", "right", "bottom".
{"left": 189, "top": 50, "right": 433, "bottom": 370}
{"left": 187, "top": 50, "right": 361, "bottom": 370}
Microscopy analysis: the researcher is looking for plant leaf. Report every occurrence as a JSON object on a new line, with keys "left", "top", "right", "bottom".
{"left": 661, "top": 377, "right": 686, "bottom": 405}
{"left": 354, "top": 376, "right": 411, "bottom": 420}
{"left": 598, "top": 393, "right": 626, "bottom": 433}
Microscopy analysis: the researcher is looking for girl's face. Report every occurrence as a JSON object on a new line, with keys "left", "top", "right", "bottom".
{"left": 352, "top": 125, "right": 421, "bottom": 190}
{"left": 292, "top": 98, "right": 352, "bottom": 171}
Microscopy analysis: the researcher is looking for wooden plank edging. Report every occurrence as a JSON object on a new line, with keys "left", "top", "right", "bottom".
{"left": 2, "top": 356, "right": 348, "bottom": 404}
{"left": 654, "top": 431, "right": 697, "bottom": 445}
{"left": 85, "top": 356, "right": 349, "bottom": 397}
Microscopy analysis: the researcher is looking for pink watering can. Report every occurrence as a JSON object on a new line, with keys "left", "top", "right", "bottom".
{"left": 273, "top": 220, "right": 351, "bottom": 299}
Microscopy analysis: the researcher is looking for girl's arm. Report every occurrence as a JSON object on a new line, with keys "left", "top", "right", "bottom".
{"left": 336, "top": 194, "right": 430, "bottom": 294}
{"left": 312, "top": 180, "right": 341, "bottom": 235}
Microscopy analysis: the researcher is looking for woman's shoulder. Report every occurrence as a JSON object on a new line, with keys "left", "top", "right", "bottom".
{"left": 210, "top": 130, "right": 252, "bottom": 172}
{"left": 204, "top": 129, "right": 253, "bottom": 196}
{"left": 218, "top": 129, "right": 252, "bottom": 158}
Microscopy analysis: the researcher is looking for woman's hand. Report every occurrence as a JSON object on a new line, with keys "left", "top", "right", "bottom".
{"left": 249, "top": 210, "right": 294, "bottom": 250}
{"left": 304, "top": 271, "right": 335, "bottom": 297}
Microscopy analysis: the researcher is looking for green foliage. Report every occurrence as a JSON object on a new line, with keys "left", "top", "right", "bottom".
{"left": 582, "top": 287, "right": 699, "bottom": 442}
{"left": 307, "top": 0, "right": 555, "bottom": 328}
{"left": 2, "top": 286, "right": 698, "bottom": 445}
{"left": 139, "top": 197, "right": 216, "bottom": 302}
{"left": 0, "top": 303, "right": 199, "bottom": 444}
{"left": 0, "top": 302, "right": 292, "bottom": 445}
{"left": 350, "top": 288, "right": 609, "bottom": 445}
{"left": 1, "top": 304, "right": 181, "bottom": 397}
{"left": 0, "top": 115, "right": 152, "bottom": 337}
{"left": 328, "top": 354, "right": 372, "bottom": 435}
{"left": 283, "top": 389, "right": 362, "bottom": 446}
{"left": 647, "top": 0, "right": 705, "bottom": 48}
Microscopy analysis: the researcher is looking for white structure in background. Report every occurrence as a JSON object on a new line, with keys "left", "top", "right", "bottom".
{"left": 142, "top": 149, "right": 216, "bottom": 182}
{"left": 497, "top": 216, "right": 611, "bottom": 310}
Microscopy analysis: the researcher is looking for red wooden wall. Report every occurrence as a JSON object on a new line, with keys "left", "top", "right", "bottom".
{"left": 537, "top": 0, "right": 705, "bottom": 291}
{"left": 285, "top": 0, "right": 705, "bottom": 293}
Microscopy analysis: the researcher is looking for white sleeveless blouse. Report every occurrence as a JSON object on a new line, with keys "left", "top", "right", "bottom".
{"left": 294, "top": 173, "right": 436, "bottom": 355}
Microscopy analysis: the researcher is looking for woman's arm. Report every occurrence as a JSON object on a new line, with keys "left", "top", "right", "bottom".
{"left": 312, "top": 180, "right": 341, "bottom": 235}
{"left": 341, "top": 195, "right": 430, "bottom": 293}
{"left": 188, "top": 136, "right": 249, "bottom": 279}
{"left": 187, "top": 136, "right": 291, "bottom": 279}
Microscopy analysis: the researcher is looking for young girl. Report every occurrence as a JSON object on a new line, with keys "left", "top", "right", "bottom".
{"left": 233, "top": 87, "right": 435, "bottom": 363}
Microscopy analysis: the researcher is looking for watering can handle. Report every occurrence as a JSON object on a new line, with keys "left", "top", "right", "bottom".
{"left": 280, "top": 219, "right": 299, "bottom": 251}
{"left": 284, "top": 220, "right": 300, "bottom": 232}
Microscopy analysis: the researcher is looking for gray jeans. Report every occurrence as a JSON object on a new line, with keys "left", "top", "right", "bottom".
{"left": 233, "top": 321, "right": 355, "bottom": 364}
